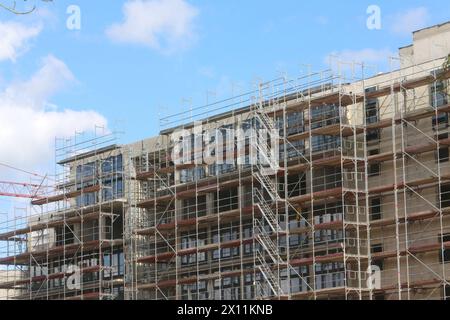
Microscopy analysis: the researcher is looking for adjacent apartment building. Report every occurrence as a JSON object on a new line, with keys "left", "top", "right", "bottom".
{"left": 1, "top": 21, "right": 450, "bottom": 300}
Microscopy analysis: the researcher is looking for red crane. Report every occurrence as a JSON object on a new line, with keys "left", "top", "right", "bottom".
{"left": 0, "top": 181, "right": 46, "bottom": 199}
{"left": 0, "top": 163, "right": 53, "bottom": 200}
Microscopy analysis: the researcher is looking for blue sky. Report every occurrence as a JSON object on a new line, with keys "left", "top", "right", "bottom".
{"left": 0, "top": 0, "right": 450, "bottom": 192}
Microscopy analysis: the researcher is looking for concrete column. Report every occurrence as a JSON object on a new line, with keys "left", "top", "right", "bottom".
{"left": 238, "top": 185, "right": 245, "bottom": 208}
{"left": 100, "top": 216, "right": 107, "bottom": 240}
{"left": 206, "top": 193, "right": 214, "bottom": 215}
{"left": 73, "top": 223, "right": 81, "bottom": 244}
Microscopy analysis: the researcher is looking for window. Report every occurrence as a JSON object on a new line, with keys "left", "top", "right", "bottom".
{"left": 287, "top": 174, "right": 307, "bottom": 197}
{"left": 76, "top": 192, "right": 97, "bottom": 207}
{"left": 102, "top": 178, "right": 124, "bottom": 201}
{"left": 365, "top": 95, "right": 379, "bottom": 125}
{"left": 244, "top": 243, "right": 253, "bottom": 255}
{"left": 214, "top": 188, "right": 238, "bottom": 212}
{"left": 371, "top": 244, "right": 383, "bottom": 253}
{"left": 437, "top": 134, "right": 449, "bottom": 163}
{"left": 314, "top": 262, "right": 345, "bottom": 289}
{"left": 312, "top": 203, "right": 344, "bottom": 244}
{"left": 102, "top": 155, "right": 123, "bottom": 173}
{"left": 439, "top": 133, "right": 449, "bottom": 142}
{"left": 56, "top": 225, "right": 75, "bottom": 246}
{"left": 182, "top": 196, "right": 207, "bottom": 219}
{"left": 440, "top": 184, "right": 450, "bottom": 208}
{"left": 366, "top": 86, "right": 378, "bottom": 94}
{"left": 438, "top": 147, "right": 449, "bottom": 163}
{"left": 371, "top": 244, "right": 384, "bottom": 271}
{"left": 445, "top": 285, "right": 450, "bottom": 300}
{"left": 374, "top": 293, "right": 385, "bottom": 300}
{"left": 113, "top": 214, "right": 123, "bottom": 239}
{"left": 369, "top": 149, "right": 381, "bottom": 177}
{"left": 430, "top": 70, "right": 448, "bottom": 109}
{"left": 222, "top": 248, "right": 231, "bottom": 258}
{"left": 181, "top": 280, "right": 208, "bottom": 300}
{"left": 371, "top": 198, "right": 382, "bottom": 221}
{"left": 311, "top": 105, "right": 340, "bottom": 129}
{"left": 180, "top": 167, "right": 205, "bottom": 183}
{"left": 439, "top": 234, "right": 450, "bottom": 263}
{"left": 244, "top": 273, "right": 253, "bottom": 285}
{"left": 311, "top": 135, "right": 340, "bottom": 153}
{"left": 53, "top": 266, "right": 61, "bottom": 288}
{"left": 366, "top": 129, "right": 380, "bottom": 143}
{"left": 281, "top": 140, "right": 305, "bottom": 160}
{"left": 77, "top": 162, "right": 96, "bottom": 180}
{"left": 312, "top": 167, "right": 342, "bottom": 191}
{"left": 432, "top": 113, "right": 449, "bottom": 130}
{"left": 180, "top": 229, "right": 207, "bottom": 266}
{"left": 286, "top": 112, "right": 304, "bottom": 136}
{"left": 243, "top": 223, "right": 253, "bottom": 239}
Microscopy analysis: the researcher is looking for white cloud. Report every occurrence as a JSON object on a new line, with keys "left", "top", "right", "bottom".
{"left": 0, "top": 21, "right": 42, "bottom": 62}
{"left": 2, "top": 55, "right": 75, "bottom": 110}
{"left": 0, "top": 55, "right": 108, "bottom": 176}
{"left": 106, "top": 0, "right": 199, "bottom": 53}
{"left": 390, "top": 7, "right": 430, "bottom": 36}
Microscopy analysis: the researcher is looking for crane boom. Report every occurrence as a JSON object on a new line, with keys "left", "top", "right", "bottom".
{"left": 0, "top": 181, "right": 46, "bottom": 199}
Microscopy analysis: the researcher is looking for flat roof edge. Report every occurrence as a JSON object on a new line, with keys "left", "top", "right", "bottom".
{"left": 413, "top": 20, "right": 450, "bottom": 35}
{"left": 57, "top": 144, "right": 120, "bottom": 165}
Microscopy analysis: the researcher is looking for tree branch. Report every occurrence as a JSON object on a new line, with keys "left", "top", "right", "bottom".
{"left": 443, "top": 54, "right": 450, "bottom": 73}
{"left": 0, "top": 0, "right": 52, "bottom": 15}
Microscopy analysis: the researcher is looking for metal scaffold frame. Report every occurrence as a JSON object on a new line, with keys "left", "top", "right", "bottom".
{"left": 2, "top": 48, "right": 450, "bottom": 300}
{"left": 0, "top": 129, "right": 127, "bottom": 300}
{"left": 124, "top": 52, "right": 450, "bottom": 300}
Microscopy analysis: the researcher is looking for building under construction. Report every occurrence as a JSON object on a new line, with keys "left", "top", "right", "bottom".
{"left": 2, "top": 22, "right": 450, "bottom": 300}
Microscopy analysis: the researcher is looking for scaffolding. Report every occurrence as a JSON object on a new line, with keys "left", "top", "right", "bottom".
{"left": 125, "top": 53, "right": 450, "bottom": 300}
{"left": 1, "top": 44, "right": 450, "bottom": 301}
{"left": 0, "top": 129, "right": 127, "bottom": 300}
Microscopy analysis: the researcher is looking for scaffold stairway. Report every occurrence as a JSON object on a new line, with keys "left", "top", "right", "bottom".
{"left": 253, "top": 131, "right": 280, "bottom": 173}
{"left": 255, "top": 249, "right": 282, "bottom": 296}
{"left": 256, "top": 108, "right": 276, "bottom": 132}
{"left": 252, "top": 93, "right": 287, "bottom": 298}
{"left": 254, "top": 220, "right": 283, "bottom": 264}
{"left": 254, "top": 172, "right": 282, "bottom": 202}
{"left": 254, "top": 188, "right": 280, "bottom": 232}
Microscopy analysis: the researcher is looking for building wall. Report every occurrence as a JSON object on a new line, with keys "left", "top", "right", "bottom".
{"left": 122, "top": 21, "right": 450, "bottom": 300}
{"left": 2, "top": 21, "right": 450, "bottom": 300}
